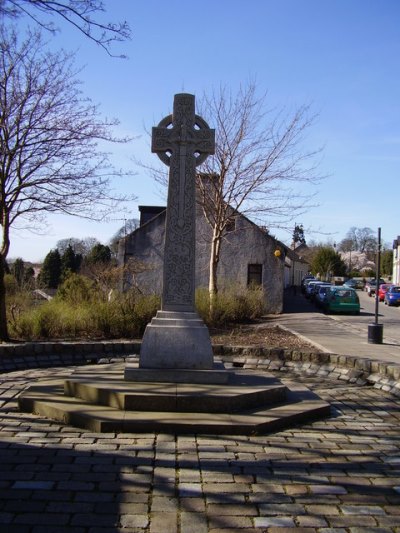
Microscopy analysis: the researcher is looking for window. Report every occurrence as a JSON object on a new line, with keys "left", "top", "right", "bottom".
{"left": 225, "top": 216, "right": 236, "bottom": 233}
{"left": 248, "top": 264, "right": 262, "bottom": 286}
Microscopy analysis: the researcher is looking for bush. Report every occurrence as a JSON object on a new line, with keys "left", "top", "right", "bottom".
{"left": 5, "top": 277, "right": 36, "bottom": 336}
{"left": 8, "top": 276, "right": 266, "bottom": 339}
{"left": 196, "top": 285, "right": 265, "bottom": 327}
{"left": 11, "top": 300, "right": 89, "bottom": 339}
{"left": 5, "top": 273, "right": 18, "bottom": 296}
{"left": 56, "top": 273, "right": 97, "bottom": 304}
{"left": 9, "top": 288, "right": 160, "bottom": 340}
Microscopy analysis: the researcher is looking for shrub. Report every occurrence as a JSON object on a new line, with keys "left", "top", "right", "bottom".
{"left": 9, "top": 288, "right": 160, "bottom": 340}
{"left": 5, "top": 273, "right": 18, "bottom": 296}
{"left": 196, "top": 285, "right": 265, "bottom": 327}
{"left": 5, "top": 279, "right": 36, "bottom": 337}
{"left": 56, "top": 273, "right": 97, "bottom": 304}
{"left": 9, "top": 278, "right": 266, "bottom": 339}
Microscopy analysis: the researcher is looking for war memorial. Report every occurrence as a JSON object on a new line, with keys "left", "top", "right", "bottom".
{"left": 18, "top": 94, "right": 329, "bottom": 434}
{"left": 0, "top": 95, "right": 398, "bottom": 531}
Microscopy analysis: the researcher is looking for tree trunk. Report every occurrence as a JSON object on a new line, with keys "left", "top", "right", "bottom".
{"left": 208, "top": 229, "right": 220, "bottom": 320}
{"left": 0, "top": 255, "right": 9, "bottom": 341}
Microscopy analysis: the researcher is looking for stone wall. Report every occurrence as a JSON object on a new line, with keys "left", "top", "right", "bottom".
{"left": 0, "top": 341, "right": 399, "bottom": 397}
{"left": 119, "top": 204, "right": 286, "bottom": 313}
{"left": 195, "top": 205, "right": 285, "bottom": 313}
{"left": 118, "top": 212, "right": 165, "bottom": 294}
{"left": 0, "top": 341, "right": 141, "bottom": 372}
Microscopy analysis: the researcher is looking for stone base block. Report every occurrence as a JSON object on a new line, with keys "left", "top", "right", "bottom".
{"left": 124, "top": 361, "right": 229, "bottom": 384}
{"left": 18, "top": 363, "right": 331, "bottom": 435}
{"left": 139, "top": 310, "right": 214, "bottom": 369}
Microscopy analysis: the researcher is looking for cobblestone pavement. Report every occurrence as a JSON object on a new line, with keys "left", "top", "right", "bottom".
{"left": 1, "top": 366, "right": 400, "bottom": 532}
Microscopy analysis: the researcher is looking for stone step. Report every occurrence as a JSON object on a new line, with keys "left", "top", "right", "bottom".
{"left": 63, "top": 366, "right": 288, "bottom": 413}
{"left": 18, "top": 377, "right": 330, "bottom": 435}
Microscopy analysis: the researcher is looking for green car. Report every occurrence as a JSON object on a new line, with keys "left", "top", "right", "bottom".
{"left": 324, "top": 286, "right": 360, "bottom": 315}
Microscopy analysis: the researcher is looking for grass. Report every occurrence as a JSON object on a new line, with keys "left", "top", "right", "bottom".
{"left": 7, "top": 276, "right": 270, "bottom": 341}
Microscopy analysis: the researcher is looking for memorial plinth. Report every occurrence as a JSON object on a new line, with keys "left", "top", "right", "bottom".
{"left": 135, "top": 93, "right": 215, "bottom": 372}
{"left": 137, "top": 311, "right": 214, "bottom": 370}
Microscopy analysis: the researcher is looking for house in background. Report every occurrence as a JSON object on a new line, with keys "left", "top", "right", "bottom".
{"left": 118, "top": 203, "right": 288, "bottom": 314}
{"left": 393, "top": 236, "right": 400, "bottom": 284}
{"left": 284, "top": 243, "right": 311, "bottom": 289}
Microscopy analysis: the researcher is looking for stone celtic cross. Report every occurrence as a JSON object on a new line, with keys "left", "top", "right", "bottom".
{"left": 152, "top": 93, "right": 215, "bottom": 312}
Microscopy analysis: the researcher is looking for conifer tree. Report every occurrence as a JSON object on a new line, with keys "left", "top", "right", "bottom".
{"left": 39, "top": 250, "right": 61, "bottom": 289}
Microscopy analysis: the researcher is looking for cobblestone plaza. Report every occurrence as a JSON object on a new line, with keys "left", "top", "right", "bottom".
{"left": 1, "top": 365, "right": 400, "bottom": 532}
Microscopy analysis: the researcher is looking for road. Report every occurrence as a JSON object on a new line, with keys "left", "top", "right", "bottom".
{"left": 332, "top": 289, "right": 400, "bottom": 345}
{"left": 272, "top": 288, "right": 400, "bottom": 364}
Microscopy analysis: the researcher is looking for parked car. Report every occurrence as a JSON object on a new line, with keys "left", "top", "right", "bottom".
{"left": 365, "top": 278, "right": 385, "bottom": 297}
{"left": 365, "top": 279, "right": 375, "bottom": 295}
{"left": 305, "top": 280, "right": 324, "bottom": 299}
{"left": 384, "top": 285, "right": 400, "bottom": 307}
{"left": 354, "top": 278, "right": 365, "bottom": 290}
{"left": 378, "top": 283, "right": 393, "bottom": 302}
{"left": 314, "top": 284, "right": 332, "bottom": 308}
{"left": 301, "top": 275, "right": 315, "bottom": 294}
{"left": 309, "top": 281, "right": 328, "bottom": 301}
{"left": 323, "top": 286, "right": 360, "bottom": 315}
{"left": 343, "top": 278, "right": 364, "bottom": 290}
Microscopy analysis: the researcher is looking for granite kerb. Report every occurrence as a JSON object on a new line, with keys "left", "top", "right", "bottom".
{"left": 0, "top": 340, "right": 399, "bottom": 397}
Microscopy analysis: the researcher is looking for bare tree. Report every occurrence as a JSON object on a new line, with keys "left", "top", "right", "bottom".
{"left": 110, "top": 218, "right": 139, "bottom": 242}
{"left": 339, "top": 227, "right": 377, "bottom": 255}
{"left": 109, "top": 217, "right": 139, "bottom": 256}
{"left": 197, "top": 84, "right": 321, "bottom": 299}
{"left": 0, "top": 26, "right": 133, "bottom": 340}
{"left": 145, "top": 83, "right": 322, "bottom": 303}
{"left": 0, "top": 0, "right": 131, "bottom": 56}
{"left": 56, "top": 237, "right": 100, "bottom": 257}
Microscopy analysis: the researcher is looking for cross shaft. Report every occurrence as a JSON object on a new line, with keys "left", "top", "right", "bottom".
{"left": 151, "top": 93, "right": 215, "bottom": 312}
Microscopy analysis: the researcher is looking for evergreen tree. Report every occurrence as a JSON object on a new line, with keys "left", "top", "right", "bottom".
{"left": 11, "top": 258, "right": 35, "bottom": 289}
{"left": 39, "top": 249, "right": 61, "bottom": 289}
{"left": 61, "top": 245, "right": 82, "bottom": 279}
{"left": 311, "top": 247, "right": 346, "bottom": 280}
{"left": 381, "top": 249, "right": 393, "bottom": 277}
{"left": 11, "top": 258, "right": 25, "bottom": 287}
{"left": 86, "top": 244, "right": 112, "bottom": 264}
{"left": 293, "top": 224, "right": 306, "bottom": 245}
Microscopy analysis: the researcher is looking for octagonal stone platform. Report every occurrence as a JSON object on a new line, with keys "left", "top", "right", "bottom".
{"left": 18, "top": 363, "right": 330, "bottom": 435}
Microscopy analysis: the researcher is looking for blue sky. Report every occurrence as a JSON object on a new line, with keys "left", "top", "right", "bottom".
{"left": 8, "top": 0, "right": 400, "bottom": 261}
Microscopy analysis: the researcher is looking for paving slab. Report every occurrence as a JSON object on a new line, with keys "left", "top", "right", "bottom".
{"left": 269, "top": 290, "right": 400, "bottom": 365}
{"left": 1, "top": 365, "right": 400, "bottom": 532}
{"left": 2, "top": 292, "right": 400, "bottom": 531}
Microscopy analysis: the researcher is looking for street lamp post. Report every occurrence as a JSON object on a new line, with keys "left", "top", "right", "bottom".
{"left": 368, "top": 227, "right": 383, "bottom": 344}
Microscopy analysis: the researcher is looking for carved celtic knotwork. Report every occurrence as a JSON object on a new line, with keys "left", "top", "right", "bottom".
{"left": 151, "top": 94, "right": 215, "bottom": 312}
{"left": 152, "top": 115, "right": 214, "bottom": 167}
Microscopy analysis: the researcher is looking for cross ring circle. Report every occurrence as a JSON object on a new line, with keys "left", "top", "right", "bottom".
{"left": 155, "top": 114, "right": 213, "bottom": 167}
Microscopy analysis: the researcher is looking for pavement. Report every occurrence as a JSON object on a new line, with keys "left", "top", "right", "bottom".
{"left": 273, "top": 290, "right": 400, "bottom": 365}
{"left": 0, "top": 294, "right": 400, "bottom": 532}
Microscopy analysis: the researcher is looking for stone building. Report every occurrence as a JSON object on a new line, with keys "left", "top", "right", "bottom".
{"left": 284, "top": 243, "right": 311, "bottom": 289}
{"left": 118, "top": 203, "right": 287, "bottom": 313}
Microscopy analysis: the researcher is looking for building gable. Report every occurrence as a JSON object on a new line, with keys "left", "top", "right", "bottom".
{"left": 118, "top": 202, "right": 287, "bottom": 313}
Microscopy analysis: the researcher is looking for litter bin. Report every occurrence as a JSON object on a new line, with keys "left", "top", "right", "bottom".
{"left": 368, "top": 323, "right": 383, "bottom": 344}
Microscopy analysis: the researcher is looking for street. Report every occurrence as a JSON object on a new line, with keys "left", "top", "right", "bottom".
{"left": 276, "top": 288, "right": 400, "bottom": 363}
{"left": 331, "top": 289, "right": 400, "bottom": 345}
